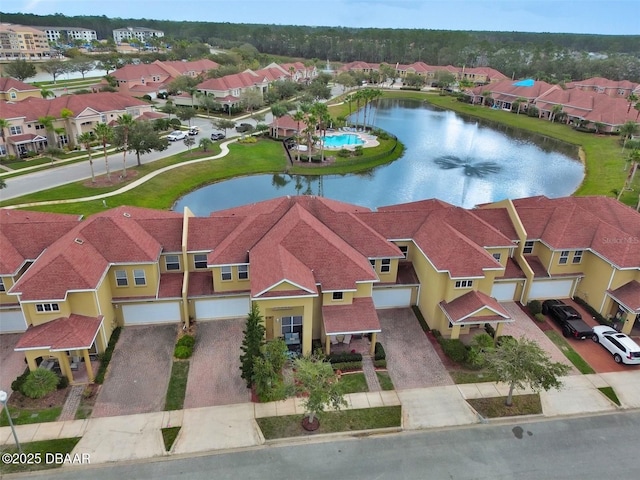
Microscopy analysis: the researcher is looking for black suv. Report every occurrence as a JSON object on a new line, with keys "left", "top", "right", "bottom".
{"left": 542, "top": 299, "right": 592, "bottom": 339}
{"left": 210, "top": 132, "right": 225, "bottom": 141}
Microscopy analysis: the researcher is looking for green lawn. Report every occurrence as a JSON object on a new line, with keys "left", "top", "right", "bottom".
{"left": 0, "top": 437, "right": 81, "bottom": 475}
{"left": 376, "top": 371, "right": 395, "bottom": 391}
{"left": 256, "top": 406, "right": 401, "bottom": 440}
{"left": 164, "top": 360, "right": 190, "bottom": 411}
{"left": 339, "top": 372, "right": 369, "bottom": 394}
{"left": 545, "top": 331, "right": 595, "bottom": 374}
{"left": 1, "top": 157, "right": 56, "bottom": 170}
{"left": 0, "top": 406, "right": 62, "bottom": 427}
{"left": 598, "top": 386, "right": 621, "bottom": 406}
{"left": 161, "top": 426, "right": 181, "bottom": 451}
{"left": 450, "top": 370, "right": 500, "bottom": 385}
{"left": 467, "top": 394, "right": 542, "bottom": 418}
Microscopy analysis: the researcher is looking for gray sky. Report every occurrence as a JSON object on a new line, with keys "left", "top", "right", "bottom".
{"left": 7, "top": 0, "right": 640, "bottom": 35}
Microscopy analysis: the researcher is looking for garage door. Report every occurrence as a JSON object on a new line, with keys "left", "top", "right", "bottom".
{"left": 372, "top": 288, "right": 413, "bottom": 308}
{"left": 491, "top": 282, "right": 518, "bottom": 302}
{"left": 122, "top": 302, "right": 181, "bottom": 325}
{"left": 0, "top": 309, "right": 27, "bottom": 333}
{"left": 195, "top": 296, "right": 250, "bottom": 320}
{"left": 528, "top": 279, "right": 574, "bottom": 300}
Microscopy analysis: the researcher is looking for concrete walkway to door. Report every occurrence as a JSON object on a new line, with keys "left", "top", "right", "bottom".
{"left": 377, "top": 308, "right": 454, "bottom": 389}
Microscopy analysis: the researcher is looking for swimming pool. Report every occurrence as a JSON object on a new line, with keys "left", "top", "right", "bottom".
{"left": 322, "top": 133, "right": 365, "bottom": 149}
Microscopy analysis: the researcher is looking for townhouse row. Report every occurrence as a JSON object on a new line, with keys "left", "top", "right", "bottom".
{"left": 0, "top": 195, "right": 638, "bottom": 384}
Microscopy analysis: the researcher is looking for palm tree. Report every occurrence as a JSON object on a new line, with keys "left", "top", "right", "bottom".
{"left": 0, "top": 119, "right": 9, "bottom": 153}
{"left": 270, "top": 103, "right": 288, "bottom": 139}
{"left": 514, "top": 97, "right": 527, "bottom": 114}
{"left": 311, "top": 102, "right": 329, "bottom": 162}
{"left": 619, "top": 121, "right": 639, "bottom": 152}
{"left": 627, "top": 93, "right": 638, "bottom": 114}
{"left": 434, "top": 155, "right": 502, "bottom": 205}
{"left": 550, "top": 104, "right": 564, "bottom": 123}
{"left": 115, "top": 114, "right": 135, "bottom": 177}
{"left": 77, "top": 132, "right": 96, "bottom": 183}
{"left": 40, "top": 88, "right": 55, "bottom": 99}
{"left": 60, "top": 108, "right": 75, "bottom": 148}
{"left": 0, "top": 177, "right": 6, "bottom": 189}
{"left": 38, "top": 115, "right": 57, "bottom": 150}
{"left": 292, "top": 110, "right": 305, "bottom": 162}
{"left": 93, "top": 123, "right": 113, "bottom": 182}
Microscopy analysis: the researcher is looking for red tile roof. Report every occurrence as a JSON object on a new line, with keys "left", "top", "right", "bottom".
{"left": 197, "top": 71, "right": 268, "bottom": 92}
{"left": 15, "top": 314, "right": 103, "bottom": 351}
{"left": 158, "top": 273, "right": 183, "bottom": 299}
{"left": 469, "top": 79, "right": 558, "bottom": 101}
{"left": 0, "top": 77, "right": 39, "bottom": 93}
{"left": 322, "top": 297, "right": 381, "bottom": 334}
{"left": 439, "top": 290, "right": 511, "bottom": 324}
{"left": 607, "top": 281, "right": 640, "bottom": 313}
{"left": 187, "top": 271, "right": 214, "bottom": 297}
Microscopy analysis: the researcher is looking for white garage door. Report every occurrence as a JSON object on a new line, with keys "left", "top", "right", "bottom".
{"left": 0, "top": 310, "right": 27, "bottom": 333}
{"left": 122, "top": 302, "right": 181, "bottom": 325}
{"left": 372, "top": 288, "right": 413, "bottom": 308}
{"left": 529, "top": 279, "right": 574, "bottom": 300}
{"left": 491, "top": 282, "right": 518, "bottom": 302}
{"left": 195, "top": 296, "right": 250, "bottom": 320}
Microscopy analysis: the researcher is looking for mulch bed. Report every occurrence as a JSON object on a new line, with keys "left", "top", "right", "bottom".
{"left": 82, "top": 169, "right": 138, "bottom": 188}
{"left": 515, "top": 303, "right": 553, "bottom": 331}
{"left": 8, "top": 388, "right": 69, "bottom": 409}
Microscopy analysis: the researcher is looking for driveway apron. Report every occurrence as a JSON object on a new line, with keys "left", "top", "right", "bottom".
{"left": 377, "top": 308, "right": 454, "bottom": 389}
{"left": 92, "top": 324, "right": 175, "bottom": 418}
{"left": 184, "top": 318, "right": 248, "bottom": 409}
{"left": 0, "top": 333, "right": 27, "bottom": 394}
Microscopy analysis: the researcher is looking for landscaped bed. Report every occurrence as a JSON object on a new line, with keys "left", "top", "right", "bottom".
{"left": 0, "top": 437, "right": 81, "bottom": 475}
{"left": 467, "top": 394, "right": 542, "bottom": 418}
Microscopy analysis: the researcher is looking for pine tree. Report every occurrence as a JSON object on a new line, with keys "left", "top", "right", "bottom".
{"left": 239, "top": 303, "right": 266, "bottom": 388}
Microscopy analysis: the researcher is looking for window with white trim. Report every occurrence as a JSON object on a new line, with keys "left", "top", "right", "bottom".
{"left": 369, "top": 259, "right": 376, "bottom": 269}
{"left": 221, "top": 266, "right": 232, "bottom": 281}
{"left": 238, "top": 264, "right": 248, "bottom": 280}
{"left": 115, "top": 269, "right": 128, "bottom": 286}
{"left": 9, "top": 126, "right": 22, "bottom": 135}
{"left": 399, "top": 246, "right": 408, "bottom": 258}
{"left": 523, "top": 241, "right": 534, "bottom": 254}
{"left": 36, "top": 303, "right": 60, "bottom": 313}
{"left": 194, "top": 254, "right": 208, "bottom": 269}
{"left": 559, "top": 250, "right": 570, "bottom": 265}
{"left": 381, "top": 259, "right": 391, "bottom": 273}
{"left": 0, "top": 277, "right": 5, "bottom": 292}
{"left": 281, "top": 315, "right": 302, "bottom": 335}
{"left": 492, "top": 253, "right": 501, "bottom": 262}
{"left": 332, "top": 291, "right": 343, "bottom": 301}
{"left": 165, "top": 255, "right": 180, "bottom": 271}
{"left": 454, "top": 280, "right": 473, "bottom": 288}
{"left": 572, "top": 250, "right": 583, "bottom": 264}
{"left": 133, "top": 269, "right": 146, "bottom": 286}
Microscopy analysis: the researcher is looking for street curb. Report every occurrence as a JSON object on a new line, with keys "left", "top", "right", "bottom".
{"left": 261, "top": 426, "right": 403, "bottom": 446}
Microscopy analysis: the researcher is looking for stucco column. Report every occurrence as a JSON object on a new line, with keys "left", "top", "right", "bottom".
{"left": 26, "top": 354, "right": 38, "bottom": 372}
{"left": 83, "top": 349, "right": 95, "bottom": 383}
{"left": 494, "top": 322, "right": 505, "bottom": 338}
{"left": 58, "top": 353, "right": 74, "bottom": 384}
{"left": 325, "top": 336, "right": 331, "bottom": 356}
{"left": 621, "top": 312, "right": 634, "bottom": 335}
{"left": 369, "top": 332, "right": 377, "bottom": 355}
{"left": 450, "top": 324, "right": 462, "bottom": 340}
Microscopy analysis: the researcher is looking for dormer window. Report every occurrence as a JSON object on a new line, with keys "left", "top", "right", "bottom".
{"left": 399, "top": 246, "right": 408, "bottom": 258}
{"left": 238, "top": 264, "right": 249, "bottom": 280}
{"left": 559, "top": 251, "right": 570, "bottom": 265}
{"left": 492, "top": 253, "right": 501, "bottom": 262}
{"left": 523, "top": 241, "right": 534, "bottom": 254}
{"left": 455, "top": 280, "right": 473, "bottom": 288}
{"left": 332, "top": 292, "right": 343, "bottom": 301}
{"left": 36, "top": 303, "right": 60, "bottom": 313}
{"left": 221, "top": 266, "right": 232, "bottom": 281}
{"left": 381, "top": 259, "right": 391, "bottom": 273}
{"left": 165, "top": 255, "right": 180, "bottom": 271}
{"left": 194, "top": 254, "right": 208, "bottom": 269}
{"left": 572, "top": 250, "right": 583, "bottom": 264}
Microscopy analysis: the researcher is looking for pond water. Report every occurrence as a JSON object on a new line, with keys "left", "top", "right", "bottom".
{"left": 174, "top": 99, "right": 584, "bottom": 215}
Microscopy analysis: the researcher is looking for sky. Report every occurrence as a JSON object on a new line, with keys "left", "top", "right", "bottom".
{"left": 5, "top": 0, "right": 640, "bottom": 36}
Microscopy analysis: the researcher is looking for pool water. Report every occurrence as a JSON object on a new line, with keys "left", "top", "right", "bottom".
{"left": 322, "top": 133, "right": 365, "bottom": 148}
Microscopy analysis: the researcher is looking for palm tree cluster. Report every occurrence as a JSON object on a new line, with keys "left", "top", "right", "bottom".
{"left": 345, "top": 88, "right": 383, "bottom": 130}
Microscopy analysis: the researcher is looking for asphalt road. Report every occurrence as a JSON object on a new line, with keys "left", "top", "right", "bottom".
{"left": 20, "top": 411, "right": 640, "bottom": 480}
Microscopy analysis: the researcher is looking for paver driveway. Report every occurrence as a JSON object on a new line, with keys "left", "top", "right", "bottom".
{"left": 0, "top": 333, "right": 27, "bottom": 395}
{"left": 93, "top": 324, "right": 175, "bottom": 418}
{"left": 378, "top": 308, "right": 454, "bottom": 389}
{"left": 184, "top": 318, "right": 248, "bottom": 408}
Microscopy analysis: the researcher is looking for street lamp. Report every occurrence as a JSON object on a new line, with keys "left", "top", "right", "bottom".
{"left": 0, "top": 390, "right": 22, "bottom": 454}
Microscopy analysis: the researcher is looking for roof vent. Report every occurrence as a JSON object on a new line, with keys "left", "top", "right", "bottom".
{"left": 123, "top": 212, "right": 131, "bottom": 218}
{"left": 74, "top": 238, "right": 84, "bottom": 245}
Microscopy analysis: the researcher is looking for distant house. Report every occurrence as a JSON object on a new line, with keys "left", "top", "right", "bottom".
{"left": 0, "top": 23, "right": 50, "bottom": 60}
{"left": 566, "top": 77, "right": 640, "bottom": 99}
{"left": 194, "top": 71, "right": 271, "bottom": 112}
{"left": 0, "top": 77, "right": 42, "bottom": 102}
{"left": 113, "top": 27, "right": 164, "bottom": 44}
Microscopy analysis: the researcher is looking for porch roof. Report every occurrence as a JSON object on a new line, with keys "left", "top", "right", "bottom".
{"left": 439, "top": 291, "right": 511, "bottom": 325}
{"left": 8, "top": 133, "right": 47, "bottom": 145}
{"left": 607, "top": 280, "right": 640, "bottom": 313}
{"left": 14, "top": 314, "right": 103, "bottom": 352}
{"left": 322, "top": 297, "right": 381, "bottom": 335}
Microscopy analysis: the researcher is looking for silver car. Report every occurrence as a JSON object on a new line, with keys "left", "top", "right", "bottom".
{"left": 592, "top": 325, "right": 640, "bottom": 365}
{"left": 167, "top": 130, "right": 187, "bottom": 141}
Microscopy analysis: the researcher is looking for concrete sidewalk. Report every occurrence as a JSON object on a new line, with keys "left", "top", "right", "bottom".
{"left": 1, "top": 371, "right": 638, "bottom": 466}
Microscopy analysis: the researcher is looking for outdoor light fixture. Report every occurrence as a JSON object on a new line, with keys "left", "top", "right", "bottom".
{"left": 0, "top": 390, "right": 22, "bottom": 454}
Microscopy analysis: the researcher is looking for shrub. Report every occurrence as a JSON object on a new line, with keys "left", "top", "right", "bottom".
{"left": 496, "top": 335, "right": 516, "bottom": 347}
{"left": 95, "top": 327, "right": 122, "bottom": 385}
{"left": 353, "top": 145, "right": 363, "bottom": 156}
{"left": 328, "top": 352, "right": 362, "bottom": 364}
{"left": 21, "top": 369, "right": 60, "bottom": 399}
{"left": 374, "top": 342, "right": 386, "bottom": 361}
{"left": 331, "top": 361, "right": 362, "bottom": 372}
{"left": 373, "top": 359, "right": 387, "bottom": 369}
{"left": 534, "top": 313, "right": 547, "bottom": 323}
{"left": 337, "top": 148, "right": 351, "bottom": 157}
{"left": 484, "top": 323, "right": 496, "bottom": 338}
{"left": 573, "top": 297, "right": 611, "bottom": 326}
{"left": 176, "top": 335, "right": 195, "bottom": 348}
{"left": 431, "top": 329, "right": 442, "bottom": 338}
{"left": 142, "top": 94, "right": 152, "bottom": 101}
{"left": 11, "top": 369, "right": 30, "bottom": 392}
{"left": 45, "top": 147, "right": 64, "bottom": 156}
{"left": 169, "top": 118, "right": 181, "bottom": 128}
{"left": 412, "top": 305, "right": 430, "bottom": 332}
{"left": 438, "top": 338, "right": 468, "bottom": 364}
{"left": 238, "top": 136, "right": 257, "bottom": 143}
{"left": 527, "top": 300, "right": 542, "bottom": 315}
{"left": 174, "top": 345, "right": 193, "bottom": 359}
{"left": 57, "top": 375, "right": 69, "bottom": 390}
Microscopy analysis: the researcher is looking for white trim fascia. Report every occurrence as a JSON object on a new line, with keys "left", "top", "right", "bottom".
{"left": 251, "top": 293, "right": 318, "bottom": 301}
{"left": 321, "top": 288, "right": 357, "bottom": 293}
{"left": 325, "top": 329, "right": 382, "bottom": 336}
{"left": 254, "top": 278, "right": 316, "bottom": 297}
{"left": 14, "top": 345, "right": 52, "bottom": 352}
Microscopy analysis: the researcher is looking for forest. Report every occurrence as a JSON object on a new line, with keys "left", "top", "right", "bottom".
{"left": 2, "top": 12, "right": 640, "bottom": 82}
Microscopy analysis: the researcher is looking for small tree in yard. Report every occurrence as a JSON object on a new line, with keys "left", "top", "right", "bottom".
{"left": 483, "top": 337, "right": 571, "bottom": 406}
{"left": 21, "top": 369, "right": 60, "bottom": 399}
{"left": 240, "top": 303, "right": 265, "bottom": 388}
{"left": 293, "top": 354, "right": 347, "bottom": 429}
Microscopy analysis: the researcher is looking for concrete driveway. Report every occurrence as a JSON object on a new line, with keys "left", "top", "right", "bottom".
{"left": 92, "top": 324, "right": 175, "bottom": 418}
{"left": 184, "top": 318, "right": 248, "bottom": 409}
{"left": 0, "top": 333, "right": 27, "bottom": 395}
{"left": 377, "top": 308, "right": 454, "bottom": 389}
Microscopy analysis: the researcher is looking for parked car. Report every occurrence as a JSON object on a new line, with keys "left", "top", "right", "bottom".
{"left": 167, "top": 130, "right": 187, "bottom": 141}
{"left": 542, "top": 299, "right": 593, "bottom": 339}
{"left": 236, "top": 123, "right": 252, "bottom": 133}
{"left": 592, "top": 325, "right": 640, "bottom": 365}
{"left": 210, "top": 132, "right": 226, "bottom": 141}
{"left": 188, "top": 126, "right": 200, "bottom": 136}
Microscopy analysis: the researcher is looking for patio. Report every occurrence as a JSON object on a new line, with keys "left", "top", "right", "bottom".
{"left": 326, "top": 334, "right": 373, "bottom": 356}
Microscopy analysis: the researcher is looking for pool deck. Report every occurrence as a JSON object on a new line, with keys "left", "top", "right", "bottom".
{"left": 323, "top": 129, "right": 380, "bottom": 150}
